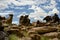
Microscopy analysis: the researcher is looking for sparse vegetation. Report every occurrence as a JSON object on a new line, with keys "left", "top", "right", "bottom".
{"left": 41, "top": 36, "right": 49, "bottom": 40}
{"left": 9, "top": 34, "right": 19, "bottom": 40}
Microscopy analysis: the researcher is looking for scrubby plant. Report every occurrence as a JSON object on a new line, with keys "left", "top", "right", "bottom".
{"left": 9, "top": 34, "right": 19, "bottom": 40}
{"left": 41, "top": 36, "right": 50, "bottom": 40}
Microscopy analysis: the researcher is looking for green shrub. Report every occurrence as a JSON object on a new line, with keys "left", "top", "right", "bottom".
{"left": 41, "top": 36, "right": 49, "bottom": 40}
{"left": 9, "top": 34, "right": 19, "bottom": 40}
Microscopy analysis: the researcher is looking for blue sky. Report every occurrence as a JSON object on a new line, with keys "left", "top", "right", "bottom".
{"left": 0, "top": 0, "right": 60, "bottom": 24}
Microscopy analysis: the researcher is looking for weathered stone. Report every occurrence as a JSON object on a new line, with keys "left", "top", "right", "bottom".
{"left": 32, "top": 22, "right": 36, "bottom": 26}
{"left": 19, "top": 15, "right": 30, "bottom": 26}
{"left": 0, "top": 16, "right": 6, "bottom": 25}
{"left": 0, "top": 23, "right": 9, "bottom": 40}
{"left": 0, "top": 31, "right": 8, "bottom": 40}
{"left": 52, "top": 13, "right": 60, "bottom": 24}
{"left": 43, "top": 16, "right": 52, "bottom": 22}
{"left": 6, "top": 14, "right": 13, "bottom": 25}
{"left": 35, "top": 20, "right": 40, "bottom": 27}
{"left": 36, "top": 20, "right": 46, "bottom": 27}
{"left": 43, "top": 13, "right": 60, "bottom": 26}
{"left": 30, "top": 34, "right": 41, "bottom": 40}
{"left": 19, "top": 16, "right": 24, "bottom": 25}
{"left": 43, "top": 32, "right": 59, "bottom": 38}
{"left": 49, "top": 38, "right": 59, "bottom": 40}
{"left": 28, "top": 27, "right": 58, "bottom": 34}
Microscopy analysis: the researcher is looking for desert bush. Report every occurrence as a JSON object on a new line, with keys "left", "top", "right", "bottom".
{"left": 41, "top": 36, "right": 50, "bottom": 40}
{"left": 9, "top": 34, "right": 19, "bottom": 40}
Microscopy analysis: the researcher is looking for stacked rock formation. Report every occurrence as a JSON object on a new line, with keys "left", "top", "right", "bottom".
{"left": 19, "top": 15, "right": 30, "bottom": 26}
{"left": 0, "top": 13, "right": 60, "bottom": 40}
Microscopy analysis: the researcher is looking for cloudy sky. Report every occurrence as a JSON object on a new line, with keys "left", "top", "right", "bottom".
{"left": 0, "top": 0, "right": 60, "bottom": 24}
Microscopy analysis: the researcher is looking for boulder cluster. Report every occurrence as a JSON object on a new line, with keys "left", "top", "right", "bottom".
{"left": 0, "top": 13, "right": 60, "bottom": 40}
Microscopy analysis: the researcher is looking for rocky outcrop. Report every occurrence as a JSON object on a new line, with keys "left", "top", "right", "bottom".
{"left": 28, "top": 27, "right": 58, "bottom": 34}
{"left": 43, "top": 32, "right": 59, "bottom": 38}
{"left": 35, "top": 20, "right": 46, "bottom": 27}
{"left": 43, "top": 16, "right": 52, "bottom": 22}
{"left": 6, "top": 14, "right": 13, "bottom": 25}
{"left": 19, "top": 15, "right": 30, "bottom": 26}
{"left": 52, "top": 13, "right": 60, "bottom": 23}
{"left": 0, "top": 13, "right": 60, "bottom": 40}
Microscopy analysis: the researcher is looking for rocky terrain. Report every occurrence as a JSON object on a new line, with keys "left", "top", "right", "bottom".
{"left": 0, "top": 13, "right": 60, "bottom": 40}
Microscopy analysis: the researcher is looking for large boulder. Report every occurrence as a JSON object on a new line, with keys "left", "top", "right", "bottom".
{"left": 28, "top": 27, "right": 58, "bottom": 34}
{"left": 30, "top": 34, "right": 41, "bottom": 40}
{"left": 43, "top": 32, "right": 59, "bottom": 38}
{"left": 43, "top": 16, "right": 52, "bottom": 22}
{"left": 19, "top": 15, "right": 30, "bottom": 26}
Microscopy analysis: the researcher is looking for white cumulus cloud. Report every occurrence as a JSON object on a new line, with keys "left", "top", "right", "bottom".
{"left": 43, "top": 0, "right": 57, "bottom": 10}
{"left": 29, "top": 5, "right": 47, "bottom": 21}
{"left": 48, "top": 8, "right": 59, "bottom": 15}
{"left": 0, "top": 12, "right": 14, "bottom": 16}
{"left": 0, "top": 0, "right": 59, "bottom": 22}
{"left": 0, "top": 0, "right": 51, "bottom": 9}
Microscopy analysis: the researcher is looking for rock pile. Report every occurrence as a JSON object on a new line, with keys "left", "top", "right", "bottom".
{"left": 0, "top": 13, "right": 60, "bottom": 40}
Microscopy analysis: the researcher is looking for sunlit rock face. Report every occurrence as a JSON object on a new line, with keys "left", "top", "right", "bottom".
{"left": 43, "top": 32, "right": 58, "bottom": 38}
{"left": 6, "top": 14, "right": 13, "bottom": 25}
{"left": 1, "top": 14, "right": 13, "bottom": 26}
